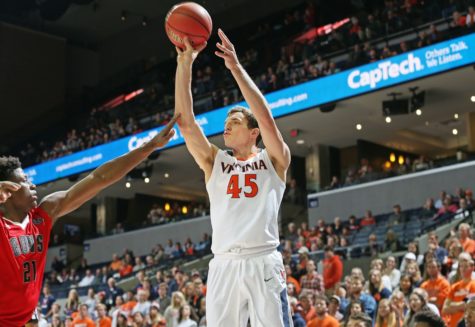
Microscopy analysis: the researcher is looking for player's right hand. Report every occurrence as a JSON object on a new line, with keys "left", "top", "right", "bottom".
{"left": 0, "top": 181, "right": 21, "bottom": 203}
{"left": 176, "top": 37, "right": 207, "bottom": 66}
{"left": 145, "top": 114, "right": 181, "bottom": 150}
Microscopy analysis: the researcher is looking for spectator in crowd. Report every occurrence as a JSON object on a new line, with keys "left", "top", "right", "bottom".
{"left": 110, "top": 253, "right": 124, "bottom": 272}
{"left": 420, "top": 259, "right": 450, "bottom": 312}
{"left": 157, "top": 282, "right": 171, "bottom": 315}
{"left": 71, "top": 304, "right": 95, "bottom": 327}
{"left": 300, "top": 260, "right": 325, "bottom": 296}
{"left": 323, "top": 246, "right": 343, "bottom": 296}
{"left": 375, "top": 298, "right": 399, "bottom": 327}
{"left": 299, "top": 292, "right": 317, "bottom": 323}
{"left": 341, "top": 276, "right": 376, "bottom": 319}
{"left": 133, "top": 289, "right": 152, "bottom": 316}
{"left": 40, "top": 285, "right": 56, "bottom": 321}
{"left": 164, "top": 291, "right": 186, "bottom": 327}
{"left": 64, "top": 289, "right": 80, "bottom": 317}
{"left": 428, "top": 232, "right": 448, "bottom": 264}
{"left": 307, "top": 295, "right": 339, "bottom": 327}
{"left": 368, "top": 269, "right": 392, "bottom": 303}
{"left": 177, "top": 304, "right": 197, "bottom": 327}
{"left": 105, "top": 277, "right": 123, "bottom": 307}
{"left": 459, "top": 223, "right": 475, "bottom": 256}
{"left": 78, "top": 269, "right": 96, "bottom": 287}
{"left": 384, "top": 256, "right": 401, "bottom": 290}
{"left": 413, "top": 309, "right": 446, "bottom": 327}
{"left": 360, "top": 210, "right": 376, "bottom": 227}
{"left": 443, "top": 253, "right": 475, "bottom": 327}
{"left": 328, "top": 295, "right": 343, "bottom": 322}
{"left": 388, "top": 204, "right": 407, "bottom": 225}
{"left": 403, "top": 289, "right": 432, "bottom": 327}
{"left": 385, "top": 230, "right": 401, "bottom": 253}
{"left": 421, "top": 198, "right": 437, "bottom": 219}
{"left": 395, "top": 273, "right": 414, "bottom": 303}
{"left": 96, "top": 303, "right": 112, "bottom": 327}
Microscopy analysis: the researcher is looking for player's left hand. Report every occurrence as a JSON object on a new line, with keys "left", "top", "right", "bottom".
{"left": 145, "top": 114, "right": 181, "bottom": 150}
{"left": 215, "top": 28, "right": 240, "bottom": 71}
{"left": 0, "top": 181, "right": 21, "bottom": 203}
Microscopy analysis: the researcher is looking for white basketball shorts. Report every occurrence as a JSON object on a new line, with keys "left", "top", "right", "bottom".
{"left": 206, "top": 250, "right": 293, "bottom": 327}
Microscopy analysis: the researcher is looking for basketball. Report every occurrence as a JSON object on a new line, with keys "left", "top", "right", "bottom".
{"left": 165, "top": 2, "right": 212, "bottom": 49}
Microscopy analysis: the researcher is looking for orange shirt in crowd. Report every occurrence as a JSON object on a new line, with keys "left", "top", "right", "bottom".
{"left": 98, "top": 316, "right": 112, "bottom": 327}
{"left": 444, "top": 279, "right": 475, "bottom": 327}
{"left": 460, "top": 238, "right": 475, "bottom": 256}
{"left": 302, "top": 306, "right": 317, "bottom": 322}
{"left": 323, "top": 255, "right": 343, "bottom": 290}
{"left": 420, "top": 274, "right": 450, "bottom": 311}
{"left": 119, "top": 264, "right": 133, "bottom": 277}
{"left": 121, "top": 300, "right": 138, "bottom": 313}
{"left": 307, "top": 314, "right": 340, "bottom": 327}
{"left": 287, "top": 275, "right": 301, "bottom": 295}
{"left": 71, "top": 317, "right": 95, "bottom": 327}
{"left": 110, "top": 259, "right": 124, "bottom": 272}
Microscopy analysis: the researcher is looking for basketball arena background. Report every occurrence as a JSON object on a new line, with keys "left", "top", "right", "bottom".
{"left": 1, "top": 0, "right": 475, "bottom": 326}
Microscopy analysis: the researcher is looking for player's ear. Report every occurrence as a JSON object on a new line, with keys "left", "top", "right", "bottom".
{"left": 251, "top": 128, "right": 260, "bottom": 140}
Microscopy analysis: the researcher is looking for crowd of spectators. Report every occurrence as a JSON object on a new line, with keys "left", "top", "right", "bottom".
{"left": 36, "top": 185, "right": 475, "bottom": 326}
{"left": 326, "top": 154, "right": 463, "bottom": 191}
{"left": 145, "top": 203, "right": 209, "bottom": 227}
{"left": 14, "top": 1, "right": 475, "bottom": 170}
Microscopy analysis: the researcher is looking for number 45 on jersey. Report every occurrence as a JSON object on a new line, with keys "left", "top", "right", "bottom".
{"left": 226, "top": 174, "right": 258, "bottom": 199}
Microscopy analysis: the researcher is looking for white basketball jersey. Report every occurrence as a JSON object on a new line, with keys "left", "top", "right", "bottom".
{"left": 206, "top": 149, "right": 285, "bottom": 255}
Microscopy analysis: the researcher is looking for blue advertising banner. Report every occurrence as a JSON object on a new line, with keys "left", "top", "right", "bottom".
{"left": 25, "top": 33, "right": 475, "bottom": 185}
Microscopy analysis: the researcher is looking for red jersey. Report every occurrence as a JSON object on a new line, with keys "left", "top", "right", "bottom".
{"left": 0, "top": 207, "right": 52, "bottom": 327}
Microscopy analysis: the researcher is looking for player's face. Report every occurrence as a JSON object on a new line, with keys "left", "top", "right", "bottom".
{"left": 6, "top": 168, "right": 37, "bottom": 210}
{"left": 224, "top": 112, "right": 256, "bottom": 149}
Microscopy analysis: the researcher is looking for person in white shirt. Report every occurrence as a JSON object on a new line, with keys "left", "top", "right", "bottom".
{"left": 177, "top": 304, "right": 198, "bottom": 327}
{"left": 384, "top": 256, "right": 401, "bottom": 290}
{"left": 174, "top": 29, "right": 292, "bottom": 327}
{"left": 78, "top": 269, "right": 95, "bottom": 287}
{"left": 132, "top": 289, "right": 151, "bottom": 316}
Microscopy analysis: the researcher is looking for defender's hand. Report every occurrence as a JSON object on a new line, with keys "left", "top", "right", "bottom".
{"left": 146, "top": 114, "right": 181, "bottom": 149}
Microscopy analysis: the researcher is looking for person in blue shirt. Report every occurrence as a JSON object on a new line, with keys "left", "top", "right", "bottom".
{"left": 340, "top": 276, "right": 377, "bottom": 319}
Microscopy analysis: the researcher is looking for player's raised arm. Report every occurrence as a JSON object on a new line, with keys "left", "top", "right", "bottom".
{"left": 39, "top": 115, "right": 179, "bottom": 222}
{"left": 214, "top": 29, "right": 291, "bottom": 178}
{"left": 175, "top": 37, "right": 218, "bottom": 179}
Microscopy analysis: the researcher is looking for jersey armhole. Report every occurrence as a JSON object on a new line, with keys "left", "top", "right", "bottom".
{"left": 262, "top": 149, "right": 286, "bottom": 186}
{"left": 34, "top": 206, "right": 53, "bottom": 231}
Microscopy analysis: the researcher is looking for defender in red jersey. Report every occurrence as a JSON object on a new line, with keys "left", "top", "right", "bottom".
{"left": 0, "top": 115, "right": 179, "bottom": 327}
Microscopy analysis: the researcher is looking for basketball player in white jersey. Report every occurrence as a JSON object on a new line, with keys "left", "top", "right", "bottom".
{"left": 174, "top": 30, "right": 293, "bottom": 327}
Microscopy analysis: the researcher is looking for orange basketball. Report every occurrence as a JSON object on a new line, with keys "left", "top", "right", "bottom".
{"left": 165, "top": 2, "right": 212, "bottom": 49}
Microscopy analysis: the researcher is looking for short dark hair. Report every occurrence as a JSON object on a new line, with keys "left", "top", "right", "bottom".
{"left": 413, "top": 310, "right": 446, "bottom": 327}
{"left": 324, "top": 245, "right": 334, "bottom": 253}
{"left": 227, "top": 106, "right": 262, "bottom": 145}
{"left": 314, "top": 295, "right": 329, "bottom": 305}
{"left": 0, "top": 156, "right": 21, "bottom": 181}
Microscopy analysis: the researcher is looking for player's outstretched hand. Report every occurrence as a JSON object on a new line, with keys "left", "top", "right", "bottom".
{"left": 146, "top": 114, "right": 181, "bottom": 149}
{"left": 215, "top": 28, "right": 240, "bottom": 71}
{"left": 0, "top": 181, "right": 21, "bottom": 203}
{"left": 176, "top": 37, "right": 207, "bottom": 66}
